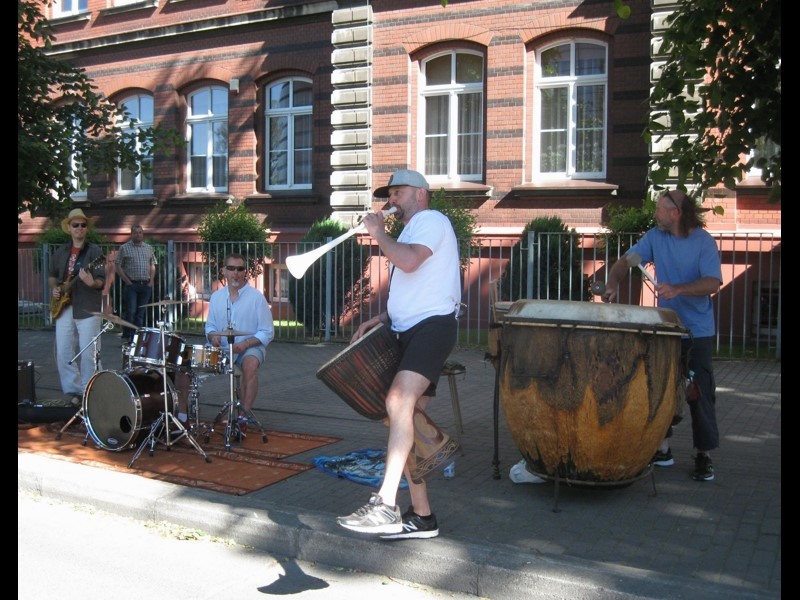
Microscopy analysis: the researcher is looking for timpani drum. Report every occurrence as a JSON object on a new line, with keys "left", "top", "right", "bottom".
{"left": 316, "top": 323, "right": 460, "bottom": 483}
{"left": 499, "top": 300, "right": 687, "bottom": 484}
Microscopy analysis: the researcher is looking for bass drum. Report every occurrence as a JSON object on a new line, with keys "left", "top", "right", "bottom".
{"left": 84, "top": 369, "right": 175, "bottom": 451}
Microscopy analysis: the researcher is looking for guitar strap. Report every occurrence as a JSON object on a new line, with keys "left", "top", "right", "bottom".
{"left": 68, "top": 245, "right": 91, "bottom": 279}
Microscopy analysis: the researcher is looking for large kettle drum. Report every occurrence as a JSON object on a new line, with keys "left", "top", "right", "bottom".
{"left": 499, "top": 300, "right": 687, "bottom": 484}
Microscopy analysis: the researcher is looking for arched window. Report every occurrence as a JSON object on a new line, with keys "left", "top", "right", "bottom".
{"left": 264, "top": 78, "right": 312, "bottom": 189}
{"left": 421, "top": 50, "right": 484, "bottom": 183}
{"left": 187, "top": 86, "right": 228, "bottom": 192}
{"left": 117, "top": 93, "right": 154, "bottom": 194}
{"left": 534, "top": 40, "right": 607, "bottom": 180}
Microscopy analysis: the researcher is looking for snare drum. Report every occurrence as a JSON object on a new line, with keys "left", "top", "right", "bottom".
{"left": 131, "top": 328, "right": 186, "bottom": 369}
{"left": 183, "top": 344, "right": 225, "bottom": 373}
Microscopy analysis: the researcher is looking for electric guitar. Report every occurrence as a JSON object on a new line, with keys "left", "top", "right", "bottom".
{"left": 50, "top": 254, "right": 106, "bottom": 320}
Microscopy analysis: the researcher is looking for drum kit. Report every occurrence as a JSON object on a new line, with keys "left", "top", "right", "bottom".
{"left": 59, "top": 299, "right": 269, "bottom": 465}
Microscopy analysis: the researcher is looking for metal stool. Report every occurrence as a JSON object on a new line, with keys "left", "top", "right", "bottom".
{"left": 441, "top": 360, "right": 466, "bottom": 453}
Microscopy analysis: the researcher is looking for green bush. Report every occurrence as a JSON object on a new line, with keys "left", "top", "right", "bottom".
{"left": 288, "top": 218, "right": 371, "bottom": 337}
{"left": 603, "top": 198, "right": 656, "bottom": 260}
{"left": 197, "top": 202, "right": 271, "bottom": 282}
{"left": 500, "top": 216, "right": 590, "bottom": 302}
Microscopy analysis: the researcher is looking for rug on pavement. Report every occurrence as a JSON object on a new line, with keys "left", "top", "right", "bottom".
{"left": 18, "top": 423, "right": 341, "bottom": 496}
{"left": 312, "top": 448, "right": 408, "bottom": 489}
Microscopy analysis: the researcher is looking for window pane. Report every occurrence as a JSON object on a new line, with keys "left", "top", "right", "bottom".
{"left": 212, "top": 156, "right": 227, "bottom": 188}
{"left": 293, "top": 80, "right": 313, "bottom": 107}
{"left": 120, "top": 168, "right": 136, "bottom": 191}
{"left": 576, "top": 84, "right": 604, "bottom": 173}
{"left": 541, "top": 45, "right": 570, "bottom": 77}
{"left": 191, "top": 156, "right": 206, "bottom": 188}
{"left": 426, "top": 55, "right": 452, "bottom": 86}
{"left": 457, "top": 92, "right": 483, "bottom": 175}
{"left": 294, "top": 149, "right": 312, "bottom": 184}
{"left": 211, "top": 88, "right": 228, "bottom": 115}
{"left": 455, "top": 54, "right": 483, "bottom": 84}
{"left": 270, "top": 82, "right": 291, "bottom": 109}
{"left": 191, "top": 90, "right": 210, "bottom": 116}
{"left": 575, "top": 43, "right": 605, "bottom": 76}
{"left": 425, "top": 95, "right": 448, "bottom": 175}
{"left": 540, "top": 87, "right": 568, "bottom": 173}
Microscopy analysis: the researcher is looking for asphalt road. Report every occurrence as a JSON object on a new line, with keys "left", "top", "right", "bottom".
{"left": 18, "top": 489, "right": 483, "bottom": 600}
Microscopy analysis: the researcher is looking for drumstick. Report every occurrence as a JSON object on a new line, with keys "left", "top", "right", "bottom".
{"left": 626, "top": 252, "right": 658, "bottom": 285}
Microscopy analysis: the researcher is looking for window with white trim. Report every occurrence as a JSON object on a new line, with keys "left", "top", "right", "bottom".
{"left": 117, "top": 94, "right": 154, "bottom": 194}
{"left": 52, "top": 0, "right": 88, "bottom": 18}
{"left": 421, "top": 50, "right": 484, "bottom": 183}
{"left": 187, "top": 86, "right": 228, "bottom": 192}
{"left": 264, "top": 78, "right": 312, "bottom": 189}
{"left": 534, "top": 40, "right": 607, "bottom": 180}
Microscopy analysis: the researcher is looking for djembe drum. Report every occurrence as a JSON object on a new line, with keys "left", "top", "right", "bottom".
{"left": 316, "top": 323, "right": 460, "bottom": 483}
{"left": 499, "top": 300, "right": 687, "bottom": 485}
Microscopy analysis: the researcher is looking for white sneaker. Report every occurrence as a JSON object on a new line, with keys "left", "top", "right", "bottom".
{"left": 509, "top": 459, "right": 546, "bottom": 484}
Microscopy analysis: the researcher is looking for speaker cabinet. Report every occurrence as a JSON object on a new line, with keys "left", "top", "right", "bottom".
{"left": 18, "top": 360, "right": 35, "bottom": 404}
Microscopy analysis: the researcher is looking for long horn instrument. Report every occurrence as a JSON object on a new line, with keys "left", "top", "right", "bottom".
{"left": 286, "top": 207, "right": 397, "bottom": 279}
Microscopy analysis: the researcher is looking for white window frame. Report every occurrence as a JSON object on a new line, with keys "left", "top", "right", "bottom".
{"left": 186, "top": 86, "right": 228, "bottom": 193}
{"left": 268, "top": 264, "right": 290, "bottom": 303}
{"left": 419, "top": 50, "right": 485, "bottom": 185}
{"left": 117, "top": 94, "right": 154, "bottom": 195}
{"left": 264, "top": 78, "right": 313, "bottom": 190}
{"left": 533, "top": 39, "right": 608, "bottom": 181}
{"left": 52, "top": 0, "right": 88, "bottom": 18}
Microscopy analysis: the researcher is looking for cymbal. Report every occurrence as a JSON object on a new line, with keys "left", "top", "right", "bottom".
{"left": 210, "top": 328, "right": 254, "bottom": 338}
{"left": 141, "top": 299, "right": 186, "bottom": 308}
{"left": 90, "top": 312, "right": 137, "bottom": 330}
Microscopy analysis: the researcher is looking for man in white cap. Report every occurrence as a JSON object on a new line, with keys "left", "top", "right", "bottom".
{"left": 336, "top": 170, "right": 462, "bottom": 539}
{"left": 48, "top": 208, "right": 106, "bottom": 405}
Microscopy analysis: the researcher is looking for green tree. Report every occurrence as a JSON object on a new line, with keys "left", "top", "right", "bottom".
{"left": 500, "top": 216, "right": 591, "bottom": 303}
{"left": 18, "top": 0, "right": 180, "bottom": 224}
{"left": 197, "top": 203, "right": 272, "bottom": 282}
{"left": 646, "top": 0, "right": 781, "bottom": 203}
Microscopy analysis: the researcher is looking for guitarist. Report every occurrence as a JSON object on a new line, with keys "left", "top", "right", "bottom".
{"left": 47, "top": 209, "right": 106, "bottom": 407}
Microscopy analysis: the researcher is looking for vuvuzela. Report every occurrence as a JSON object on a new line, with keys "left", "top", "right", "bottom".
{"left": 285, "top": 207, "right": 397, "bottom": 279}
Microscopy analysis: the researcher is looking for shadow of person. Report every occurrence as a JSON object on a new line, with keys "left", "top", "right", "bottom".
{"left": 257, "top": 559, "right": 329, "bottom": 595}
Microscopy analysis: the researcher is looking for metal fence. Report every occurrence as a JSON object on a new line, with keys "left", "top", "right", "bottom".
{"left": 18, "top": 231, "right": 781, "bottom": 359}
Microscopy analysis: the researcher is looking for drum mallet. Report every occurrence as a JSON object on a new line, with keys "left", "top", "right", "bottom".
{"left": 625, "top": 252, "right": 658, "bottom": 286}
{"left": 591, "top": 252, "right": 656, "bottom": 297}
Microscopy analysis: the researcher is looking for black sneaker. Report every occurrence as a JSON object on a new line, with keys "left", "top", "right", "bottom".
{"left": 692, "top": 453, "right": 714, "bottom": 481}
{"left": 652, "top": 448, "right": 674, "bottom": 467}
{"left": 380, "top": 506, "right": 439, "bottom": 540}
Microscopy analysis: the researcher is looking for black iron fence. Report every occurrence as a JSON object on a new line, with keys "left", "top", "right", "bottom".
{"left": 18, "top": 231, "right": 781, "bottom": 359}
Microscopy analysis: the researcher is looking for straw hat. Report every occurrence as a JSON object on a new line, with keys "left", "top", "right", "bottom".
{"left": 60, "top": 208, "right": 93, "bottom": 234}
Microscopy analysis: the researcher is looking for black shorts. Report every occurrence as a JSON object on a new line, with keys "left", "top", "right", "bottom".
{"left": 395, "top": 312, "right": 458, "bottom": 397}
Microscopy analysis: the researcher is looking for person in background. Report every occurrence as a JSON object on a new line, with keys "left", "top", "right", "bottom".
{"left": 48, "top": 208, "right": 106, "bottom": 406}
{"left": 336, "top": 170, "right": 461, "bottom": 539}
{"left": 114, "top": 224, "right": 156, "bottom": 342}
{"left": 602, "top": 189, "right": 722, "bottom": 482}
{"left": 200, "top": 253, "right": 274, "bottom": 430}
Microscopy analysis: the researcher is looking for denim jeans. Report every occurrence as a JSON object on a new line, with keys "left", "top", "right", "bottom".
{"left": 123, "top": 282, "right": 153, "bottom": 338}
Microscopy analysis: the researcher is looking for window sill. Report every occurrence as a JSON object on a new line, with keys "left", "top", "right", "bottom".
{"left": 99, "top": 1, "right": 159, "bottom": 18}
{"left": 49, "top": 12, "right": 92, "bottom": 26}
{"left": 429, "top": 182, "right": 493, "bottom": 199}
{"left": 94, "top": 195, "right": 158, "bottom": 208}
{"left": 245, "top": 191, "right": 321, "bottom": 207}
{"left": 166, "top": 193, "right": 231, "bottom": 207}
{"left": 510, "top": 181, "right": 619, "bottom": 199}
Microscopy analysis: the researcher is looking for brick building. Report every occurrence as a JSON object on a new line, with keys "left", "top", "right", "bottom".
{"left": 18, "top": 0, "right": 780, "bottom": 244}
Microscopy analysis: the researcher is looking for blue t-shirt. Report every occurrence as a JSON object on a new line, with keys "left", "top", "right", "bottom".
{"left": 629, "top": 227, "right": 722, "bottom": 338}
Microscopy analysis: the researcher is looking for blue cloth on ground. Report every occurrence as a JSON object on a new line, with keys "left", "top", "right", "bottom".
{"left": 312, "top": 448, "right": 408, "bottom": 489}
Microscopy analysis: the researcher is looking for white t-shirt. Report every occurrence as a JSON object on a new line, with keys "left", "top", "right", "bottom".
{"left": 387, "top": 209, "right": 462, "bottom": 332}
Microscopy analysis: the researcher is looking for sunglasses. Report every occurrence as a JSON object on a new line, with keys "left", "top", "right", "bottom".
{"left": 71, "top": 222, "right": 88, "bottom": 228}
{"left": 664, "top": 191, "right": 681, "bottom": 211}
{"left": 225, "top": 265, "right": 246, "bottom": 272}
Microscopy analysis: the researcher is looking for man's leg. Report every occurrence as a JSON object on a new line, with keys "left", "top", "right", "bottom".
{"left": 75, "top": 315, "right": 102, "bottom": 390}
{"left": 122, "top": 284, "right": 137, "bottom": 338}
{"left": 239, "top": 355, "right": 260, "bottom": 413}
{"left": 55, "top": 307, "right": 81, "bottom": 396}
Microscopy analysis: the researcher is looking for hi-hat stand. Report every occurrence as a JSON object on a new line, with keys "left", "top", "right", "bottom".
{"left": 128, "top": 314, "right": 210, "bottom": 467}
{"left": 205, "top": 329, "right": 268, "bottom": 451}
{"left": 56, "top": 320, "right": 113, "bottom": 442}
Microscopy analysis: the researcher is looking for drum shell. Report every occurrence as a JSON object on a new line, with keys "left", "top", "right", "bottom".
{"left": 84, "top": 369, "right": 175, "bottom": 451}
{"left": 182, "top": 344, "right": 225, "bottom": 373}
{"left": 131, "top": 328, "right": 186, "bottom": 369}
{"left": 499, "top": 300, "right": 686, "bottom": 483}
{"left": 316, "top": 324, "right": 400, "bottom": 420}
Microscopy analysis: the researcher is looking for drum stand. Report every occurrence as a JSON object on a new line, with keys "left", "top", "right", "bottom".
{"left": 129, "top": 318, "right": 211, "bottom": 467}
{"left": 56, "top": 320, "right": 113, "bottom": 442}
{"left": 207, "top": 332, "right": 268, "bottom": 451}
